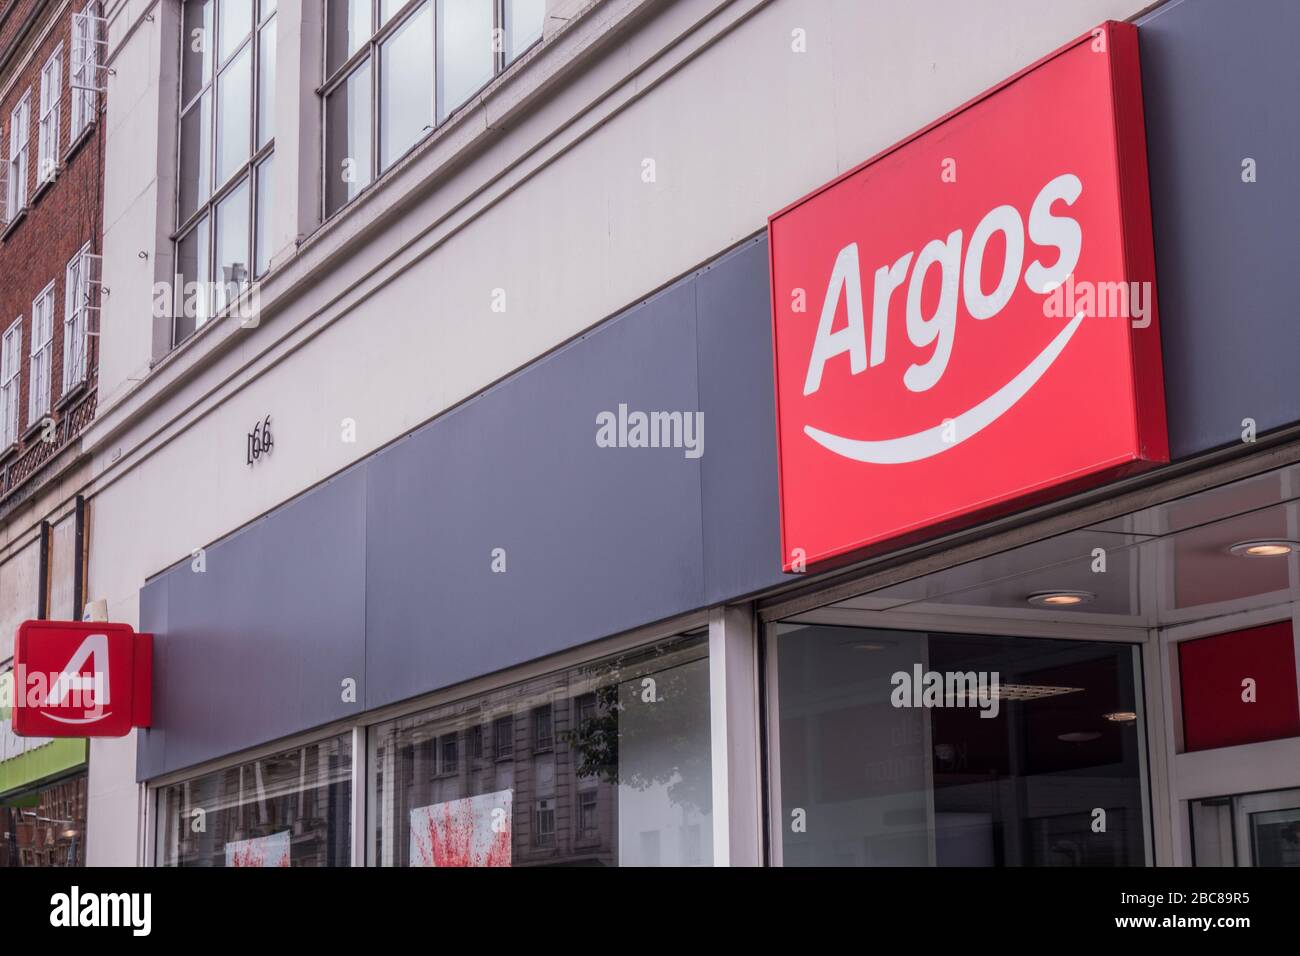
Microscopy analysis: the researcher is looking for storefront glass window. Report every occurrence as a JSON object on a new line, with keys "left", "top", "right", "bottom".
{"left": 369, "top": 632, "right": 712, "bottom": 866}
{"left": 0, "top": 774, "right": 87, "bottom": 867}
{"left": 773, "top": 624, "right": 1148, "bottom": 866}
{"left": 156, "top": 735, "right": 352, "bottom": 866}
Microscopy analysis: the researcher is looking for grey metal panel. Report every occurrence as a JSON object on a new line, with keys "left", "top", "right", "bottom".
{"left": 136, "top": 577, "right": 168, "bottom": 777}
{"left": 137, "top": 468, "right": 368, "bottom": 779}
{"left": 1138, "top": 0, "right": 1300, "bottom": 457}
{"left": 363, "top": 278, "right": 707, "bottom": 710}
{"left": 696, "top": 237, "right": 789, "bottom": 603}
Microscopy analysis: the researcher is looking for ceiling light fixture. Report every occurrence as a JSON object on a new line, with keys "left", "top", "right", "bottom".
{"left": 1027, "top": 590, "right": 1095, "bottom": 607}
{"left": 1058, "top": 731, "right": 1102, "bottom": 743}
{"left": 1104, "top": 711, "right": 1138, "bottom": 723}
{"left": 1228, "top": 539, "right": 1300, "bottom": 558}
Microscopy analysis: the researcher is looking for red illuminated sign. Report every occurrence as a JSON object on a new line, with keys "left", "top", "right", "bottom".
{"left": 768, "top": 22, "right": 1167, "bottom": 570}
{"left": 11, "top": 621, "right": 152, "bottom": 737}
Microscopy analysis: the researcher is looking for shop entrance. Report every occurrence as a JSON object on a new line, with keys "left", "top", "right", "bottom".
{"left": 763, "top": 458, "right": 1300, "bottom": 866}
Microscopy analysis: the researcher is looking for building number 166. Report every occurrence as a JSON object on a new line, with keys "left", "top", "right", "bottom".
{"left": 247, "top": 416, "right": 273, "bottom": 466}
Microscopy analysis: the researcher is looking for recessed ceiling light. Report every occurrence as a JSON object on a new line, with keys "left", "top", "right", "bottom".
{"left": 1104, "top": 711, "right": 1138, "bottom": 723}
{"left": 1228, "top": 539, "right": 1300, "bottom": 557}
{"left": 1058, "top": 731, "right": 1101, "bottom": 743}
{"left": 1027, "top": 590, "right": 1095, "bottom": 607}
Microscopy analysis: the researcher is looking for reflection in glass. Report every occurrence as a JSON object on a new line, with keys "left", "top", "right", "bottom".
{"left": 0, "top": 774, "right": 87, "bottom": 867}
{"left": 326, "top": 0, "right": 372, "bottom": 75}
{"left": 157, "top": 736, "right": 352, "bottom": 866}
{"left": 178, "top": 91, "right": 211, "bottom": 222}
{"left": 505, "top": 0, "right": 545, "bottom": 62}
{"left": 369, "top": 633, "right": 712, "bottom": 866}
{"left": 774, "top": 624, "right": 1148, "bottom": 866}
{"left": 180, "top": 0, "right": 213, "bottom": 104}
{"left": 1250, "top": 808, "right": 1300, "bottom": 866}
{"left": 254, "top": 153, "right": 274, "bottom": 277}
{"left": 214, "top": 176, "right": 250, "bottom": 313}
{"left": 325, "top": 61, "right": 372, "bottom": 215}
{"left": 257, "top": 17, "right": 276, "bottom": 148}
{"left": 217, "top": 0, "right": 253, "bottom": 64}
{"left": 174, "top": 217, "right": 209, "bottom": 343}
{"left": 215, "top": 44, "right": 252, "bottom": 186}
{"left": 379, "top": 1, "right": 433, "bottom": 170}
{"left": 436, "top": 0, "right": 494, "bottom": 122}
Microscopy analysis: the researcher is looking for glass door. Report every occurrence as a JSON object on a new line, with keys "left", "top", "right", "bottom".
{"left": 1191, "top": 787, "right": 1300, "bottom": 866}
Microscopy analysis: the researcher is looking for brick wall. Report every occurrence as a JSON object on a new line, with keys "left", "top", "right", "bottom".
{"left": 0, "top": 0, "right": 103, "bottom": 487}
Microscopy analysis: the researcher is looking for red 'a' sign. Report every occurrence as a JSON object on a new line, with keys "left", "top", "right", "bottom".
{"left": 11, "top": 621, "right": 152, "bottom": 737}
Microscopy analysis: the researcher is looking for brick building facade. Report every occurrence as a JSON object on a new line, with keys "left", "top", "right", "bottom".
{"left": 0, "top": 0, "right": 104, "bottom": 868}
{"left": 0, "top": 0, "right": 102, "bottom": 505}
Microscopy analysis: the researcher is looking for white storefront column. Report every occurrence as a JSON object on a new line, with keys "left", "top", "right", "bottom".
{"left": 709, "top": 603, "right": 763, "bottom": 866}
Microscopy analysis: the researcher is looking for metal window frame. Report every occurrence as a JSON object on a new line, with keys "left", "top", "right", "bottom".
{"left": 319, "top": 0, "right": 543, "bottom": 222}
{"left": 172, "top": 0, "right": 277, "bottom": 348}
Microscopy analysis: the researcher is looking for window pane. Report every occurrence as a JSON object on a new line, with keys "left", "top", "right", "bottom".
{"left": 215, "top": 43, "right": 252, "bottom": 186}
{"left": 218, "top": 0, "right": 253, "bottom": 64}
{"left": 214, "top": 176, "right": 250, "bottom": 314}
{"left": 326, "top": 0, "right": 371, "bottom": 76}
{"left": 174, "top": 217, "right": 210, "bottom": 343}
{"left": 324, "top": 60, "right": 372, "bottom": 216}
{"left": 0, "top": 771, "right": 87, "bottom": 867}
{"left": 257, "top": 17, "right": 276, "bottom": 147}
{"left": 179, "top": 92, "right": 212, "bottom": 222}
{"left": 261, "top": 0, "right": 277, "bottom": 18}
{"left": 181, "top": 0, "right": 213, "bottom": 105}
{"left": 773, "top": 624, "right": 1149, "bottom": 866}
{"left": 156, "top": 735, "right": 352, "bottom": 866}
{"left": 380, "top": 0, "right": 412, "bottom": 26}
{"left": 436, "top": 0, "right": 494, "bottom": 123}
{"left": 369, "top": 633, "right": 712, "bottom": 866}
{"left": 504, "top": 0, "right": 545, "bottom": 62}
{"left": 254, "top": 153, "right": 273, "bottom": 277}
{"left": 379, "top": 1, "right": 432, "bottom": 170}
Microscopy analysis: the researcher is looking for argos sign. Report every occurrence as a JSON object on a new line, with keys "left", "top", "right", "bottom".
{"left": 768, "top": 22, "right": 1167, "bottom": 571}
{"left": 11, "top": 621, "right": 152, "bottom": 737}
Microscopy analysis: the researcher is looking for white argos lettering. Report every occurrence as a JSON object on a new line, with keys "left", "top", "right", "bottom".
{"left": 802, "top": 172, "right": 1083, "bottom": 398}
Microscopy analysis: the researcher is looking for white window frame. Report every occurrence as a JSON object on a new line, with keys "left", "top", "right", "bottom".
{"left": 63, "top": 243, "right": 93, "bottom": 394}
{"left": 6, "top": 91, "right": 30, "bottom": 218}
{"left": 28, "top": 282, "right": 55, "bottom": 423}
{"left": 70, "top": 5, "right": 100, "bottom": 141}
{"left": 38, "top": 45, "right": 63, "bottom": 185}
{"left": 0, "top": 319, "right": 22, "bottom": 447}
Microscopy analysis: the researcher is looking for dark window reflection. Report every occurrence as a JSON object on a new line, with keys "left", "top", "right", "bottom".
{"left": 157, "top": 736, "right": 352, "bottom": 866}
{"left": 370, "top": 633, "right": 711, "bottom": 866}
{"left": 0, "top": 773, "right": 87, "bottom": 867}
{"left": 776, "top": 625, "right": 1148, "bottom": 866}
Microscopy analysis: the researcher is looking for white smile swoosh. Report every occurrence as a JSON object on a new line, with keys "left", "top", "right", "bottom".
{"left": 803, "top": 310, "right": 1085, "bottom": 464}
{"left": 41, "top": 709, "right": 112, "bottom": 725}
